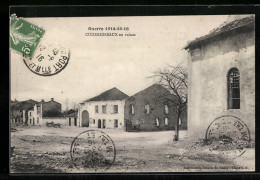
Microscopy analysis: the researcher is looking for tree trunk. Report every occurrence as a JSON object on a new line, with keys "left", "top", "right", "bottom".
{"left": 174, "top": 109, "right": 181, "bottom": 141}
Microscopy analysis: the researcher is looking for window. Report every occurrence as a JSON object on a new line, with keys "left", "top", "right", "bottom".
{"left": 114, "top": 105, "right": 118, "bottom": 114}
{"left": 156, "top": 118, "right": 159, "bottom": 126}
{"left": 102, "top": 105, "right": 107, "bottom": 114}
{"left": 69, "top": 118, "right": 71, "bottom": 126}
{"left": 37, "top": 117, "right": 39, "bottom": 124}
{"left": 93, "top": 119, "right": 95, "bottom": 124}
{"left": 95, "top": 105, "right": 99, "bottom": 113}
{"left": 227, "top": 68, "right": 240, "bottom": 109}
{"left": 144, "top": 104, "right": 150, "bottom": 114}
{"left": 130, "top": 104, "right": 135, "bottom": 114}
{"left": 164, "top": 118, "right": 168, "bottom": 125}
{"left": 179, "top": 118, "right": 182, "bottom": 126}
{"left": 114, "top": 119, "right": 118, "bottom": 128}
{"left": 164, "top": 105, "right": 169, "bottom": 114}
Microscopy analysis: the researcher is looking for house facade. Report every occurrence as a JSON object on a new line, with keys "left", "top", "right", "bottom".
{"left": 78, "top": 87, "right": 129, "bottom": 129}
{"left": 184, "top": 15, "right": 255, "bottom": 139}
{"left": 124, "top": 84, "right": 187, "bottom": 131}
{"left": 25, "top": 98, "right": 65, "bottom": 126}
{"left": 65, "top": 109, "right": 78, "bottom": 127}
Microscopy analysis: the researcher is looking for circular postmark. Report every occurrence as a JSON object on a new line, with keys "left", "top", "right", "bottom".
{"left": 23, "top": 43, "right": 70, "bottom": 76}
{"left": 70, "top": 130, "right": 116, "bottom": 171}
{"left": 205, "top": 115, "right": 251, "bottom": 158}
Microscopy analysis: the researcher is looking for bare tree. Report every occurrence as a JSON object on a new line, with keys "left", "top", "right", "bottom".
{"left": 72, "top": 102, "right": 80, "bottom": 110}
{"left": 150, "top": 64, "right": 188, "bottom": 141}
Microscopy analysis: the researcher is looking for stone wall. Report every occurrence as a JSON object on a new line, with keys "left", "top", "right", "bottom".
{"left": 42, "top": 117, "right": 67, "bottom": 126}
{"left": 124, "top": 84, "right": 187, "bottom": 131}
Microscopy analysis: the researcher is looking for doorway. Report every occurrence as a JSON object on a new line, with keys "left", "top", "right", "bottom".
{"left": 102, "top": 119, "right": 106, "bottom": 128}
{"left": 81, "top": 110, "right": 89, "bottom": 127}
{"left": 74, "top": 118, "right": 77, "bottom": 126}
{"left": 114, "top": 119, "right": 118, "bottom": 128}
{"left": 98, "top": 119, "right": 101, "bottom": 128}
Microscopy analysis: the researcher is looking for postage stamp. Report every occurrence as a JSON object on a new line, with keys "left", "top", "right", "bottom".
{"left": 23, "top": 44, "right": 70, "bottom": 76}
{"left": 10, "top": 14, "right": 45, "bottom": 58}
{"left": 205, "top": 115, "right": 251, "bottom": 158}
{"left": 70, "top": 130, "right": 116, "bottom": 171}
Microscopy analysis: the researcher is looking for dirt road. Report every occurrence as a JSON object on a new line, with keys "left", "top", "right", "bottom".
{"left": 10, "top": 126, "right": 254, "bottom": 173}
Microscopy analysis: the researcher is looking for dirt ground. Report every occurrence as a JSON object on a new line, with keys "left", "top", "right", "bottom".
{"left": 10, "top": 125, "right": 255, "bottom": 173}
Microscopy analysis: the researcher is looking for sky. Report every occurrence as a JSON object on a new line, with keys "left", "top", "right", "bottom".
{"left": 11, "top": 15, "right": 229, "bottom": 110}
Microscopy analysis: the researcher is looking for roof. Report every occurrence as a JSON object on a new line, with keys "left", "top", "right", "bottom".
{"left": 66, "top": 112, "right": 78, "bottom": 117}
{"left": 184, "top": 15, "right": 255, "bottom": 50}
{"left": 37, "top": 100, "right": 45, "bottom": 105}
{"left": 43, "top": 100, "right": 61, "bottom": 105}
{"left": 85, "top": 87, "right": 129, "bottom": 102}
{"left": 127, "top": 83, "right": 176, "bottom": 100}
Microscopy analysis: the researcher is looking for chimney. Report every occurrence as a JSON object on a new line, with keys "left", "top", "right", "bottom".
{"left": 51, "top": 98, "right": 54, "bottom": 101}
{"left": 41, "top": 99, "right": 44, "bottom": 102}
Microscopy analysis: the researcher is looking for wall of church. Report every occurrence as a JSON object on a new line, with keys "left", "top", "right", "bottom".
{"left": 188, "top": 27, "right": 255, "bottom": 140}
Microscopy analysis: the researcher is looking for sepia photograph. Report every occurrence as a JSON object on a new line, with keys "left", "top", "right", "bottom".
{"left": 10, "top": 13, "right": 255, "bottom": 173}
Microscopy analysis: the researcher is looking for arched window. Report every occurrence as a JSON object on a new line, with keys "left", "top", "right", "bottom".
{"left": 227, "top": 68, "right": 240, "bottom": 109}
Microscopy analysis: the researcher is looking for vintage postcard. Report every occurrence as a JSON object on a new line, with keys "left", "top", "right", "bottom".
{"left": 10, "top": 14, "right": 255, "bottom": 173}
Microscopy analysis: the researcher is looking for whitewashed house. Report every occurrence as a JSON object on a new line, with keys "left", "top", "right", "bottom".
{"left": 78, "top": 87, "right": 129, "bottom": 129}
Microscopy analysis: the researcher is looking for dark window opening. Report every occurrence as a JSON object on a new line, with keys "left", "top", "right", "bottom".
{"left": 130, "top": 104, "right": 135, "bottom": 114}
{"left": 144, "top": 104, "right": 150, "bottom": 114}
{"left": 114, "top": 105, "right": 118, "bottom": 114}
{"left": 102, "top": 105, "right": 107, "bottom": 114}
{"left": 95, "top": 105, "right": 99, "bottom": 113}
{"left": 228, "top": 68, "right": 240, "bottom": 109}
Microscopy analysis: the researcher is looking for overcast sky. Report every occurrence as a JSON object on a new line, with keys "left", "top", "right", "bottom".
{"left": 11, "top": 15, "right": 229, "bottom": 110}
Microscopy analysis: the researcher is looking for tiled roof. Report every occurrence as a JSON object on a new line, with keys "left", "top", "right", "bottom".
{"left": 66, "top": 112, "right": 78, "bottom": 117}
{"left": 85, "top": 87, "right": 129, "bottom": 102}
{"left": 184, "top": 15, "right": 255, "bottom": 50}
{"left": 127, "top": 83, "right": 176, "bottom": 100}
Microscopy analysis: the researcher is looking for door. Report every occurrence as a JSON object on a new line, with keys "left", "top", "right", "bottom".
{"left": 102, "top": 119, "right": 106, "bottom": 128}
{"left": 74, "top": 118, "right": 77, "bottom": 126}
{"left": 114, "top": 119, "right": 118, "bottom": 128}
{"left": 98, "top": 119, "right": 101, "bottom": 128}
{"left": 33, "top": 118, "right": 35, "bottom": 125}
{"left": 69, "top": 118, "right": 71, "bottom": 126}
{"left": 81, "top": 110, "right": 89, "bottom": 127}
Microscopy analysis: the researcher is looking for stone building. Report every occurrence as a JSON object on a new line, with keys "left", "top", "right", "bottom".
{"left": 124, "top": 84, "right": 187, "bottom": 131}
{"left": 78, "top": 87, "right": 129, "bottom": 129}
{"left": 184, "top": 15, "right": 255, "bottom": 139}
{"left": 65, "top": 109, "right": 78, "bottom": 127}
{"left": 10, "top": 99, "right": 37, "bottom": 125}
{"left": 25, "top": 98, "right": 65, "bottom": 126}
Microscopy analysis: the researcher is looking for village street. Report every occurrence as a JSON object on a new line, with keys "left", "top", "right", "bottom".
{"left": 10, "top": 125, "right": 254, "bottom": 173}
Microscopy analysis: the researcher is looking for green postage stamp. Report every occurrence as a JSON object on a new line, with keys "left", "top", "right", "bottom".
{"left": 10, "top": 14, "right": 45, "bottom": 58}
